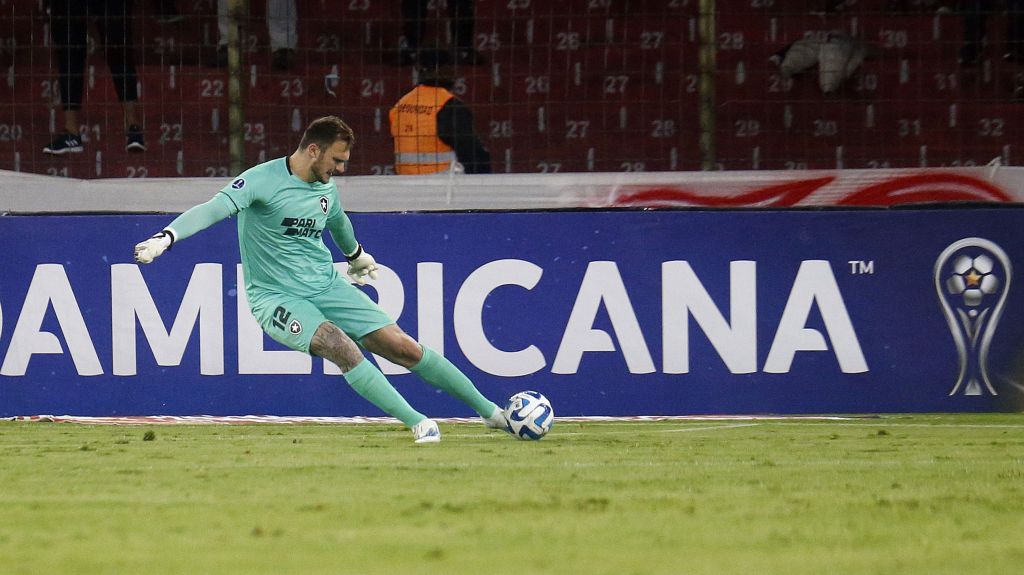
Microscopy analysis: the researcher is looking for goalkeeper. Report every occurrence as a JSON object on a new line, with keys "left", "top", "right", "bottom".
{"left": 134, "top": 115, "right": 508, "bottom": 443}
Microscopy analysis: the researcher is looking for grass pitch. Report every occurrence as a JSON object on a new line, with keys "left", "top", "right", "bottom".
{"left": 1, "top": 414, "right": 1023, "bottom": 574}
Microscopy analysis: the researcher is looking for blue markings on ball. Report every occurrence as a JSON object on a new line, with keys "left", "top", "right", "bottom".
{"left": 532, "top": 404, "right": 552, "bottom": 428}
{"left": 502, "top": 390, "right": 554, "bottom": 440}
{"left": 518, "top": 425, "right": 544, "bottom": 440}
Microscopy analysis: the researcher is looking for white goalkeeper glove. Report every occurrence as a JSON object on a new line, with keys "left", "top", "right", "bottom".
{"left": 345, "top": 244, "right": 379, "bottom": 285}
{"left": 134, "top": 230, "right": 175, "bottom": 264}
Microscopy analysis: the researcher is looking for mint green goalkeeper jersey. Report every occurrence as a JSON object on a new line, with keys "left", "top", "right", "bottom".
{"left": 168, "top": 157, "right": 359, "bottom": 307}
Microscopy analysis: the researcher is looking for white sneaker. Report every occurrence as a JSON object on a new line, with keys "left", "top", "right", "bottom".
{"left": 483, "top": 406, "right": 511, "bottom": 433}
{"left": 411, "top": 419, "right": 441, "bottom": 444}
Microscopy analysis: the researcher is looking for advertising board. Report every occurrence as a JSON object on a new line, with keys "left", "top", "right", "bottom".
{"left": 1, "top": 208, "right": 1021, "bottom": 416}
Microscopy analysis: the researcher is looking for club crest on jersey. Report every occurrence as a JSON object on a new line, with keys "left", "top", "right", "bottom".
{"left": 289, "top": 319, "right": 302, "bottom": 335}
{"left": 319, "top": 196, "right": 329, "bottom": 214}
{"left": 231, "top": 178, "right": 246, "bottom": 189}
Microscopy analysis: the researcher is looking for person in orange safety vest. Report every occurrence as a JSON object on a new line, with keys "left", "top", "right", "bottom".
{"left": 388, "top": 59, "right": 491, "bottom": 175}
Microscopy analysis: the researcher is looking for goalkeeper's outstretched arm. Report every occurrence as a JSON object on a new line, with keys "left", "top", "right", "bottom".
{"left": 134, "top": 194, "right": 237, "bottom": 264}
{"left": 325, "top": 209, "right": 378, "bottom": 285}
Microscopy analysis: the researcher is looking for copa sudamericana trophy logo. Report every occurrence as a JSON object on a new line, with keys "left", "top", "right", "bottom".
{"left": 934, "top": 238, "right": 1012, "bottom": 396}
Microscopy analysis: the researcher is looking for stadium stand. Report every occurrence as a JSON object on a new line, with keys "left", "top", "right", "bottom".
{"left": 0, "top": 0, "right": 1020, "bottom": 177}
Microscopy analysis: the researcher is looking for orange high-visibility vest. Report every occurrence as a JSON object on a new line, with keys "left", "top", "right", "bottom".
{"left": 389, "top": 85, "right": 458, "bottom": 175}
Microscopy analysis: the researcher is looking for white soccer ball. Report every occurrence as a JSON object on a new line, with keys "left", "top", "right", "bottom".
{"left": 503, "top": 390, "right": 554, "bottom": 440}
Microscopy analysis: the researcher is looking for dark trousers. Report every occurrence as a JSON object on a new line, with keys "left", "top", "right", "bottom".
{"left": 49, "top": 0, "right": 139, "bottom": 111}
{"left": 401, "top": 0, "right": 475, "bottom": 51}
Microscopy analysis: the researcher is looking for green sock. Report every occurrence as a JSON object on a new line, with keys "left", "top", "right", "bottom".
{"left": 343, "top": 359, "right": 426, "bottom": 427}
{"left": 412, "top": 346, "right": 499, "bottom": 417}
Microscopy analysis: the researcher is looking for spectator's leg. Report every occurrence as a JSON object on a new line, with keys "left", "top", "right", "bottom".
{"left": 267, "top": 0, "right": 297, "bottom": 51}
{"left": 267, "top": 0, "right": 297, "bottom": 70}
{"left": 96, "top": 0, "right": 146, "bottom": 151}
{"left": 203, "top": 0, "right": 231, "bottom": 67}
{"left": 123, "top": 101, "right": 139, "bottom": 129}
{"left": 48, "top": 0, "right": 87, "bottom": 134}
{"left": 95, "top": 0, "right": 141, "bottom": 126}
{"left": 217, "top": 0, "right": 229, "bottom": 46}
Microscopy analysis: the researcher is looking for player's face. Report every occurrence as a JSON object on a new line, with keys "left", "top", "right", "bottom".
{"left": 311, "top": 141, "right": 351, "bottom": 183}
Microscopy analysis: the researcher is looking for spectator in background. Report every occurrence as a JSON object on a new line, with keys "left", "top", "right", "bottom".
{"left": 958, "top": 0, "right": 1024, "bottom": 66}
{"left": 389, "top": 56, "right": 491, "bottom": 175}
{"left": 44, "top": 0, "right": 146, "bottom": 155}
{"left": 211, "top": 0, "right": 297, "bottom": 70}
{"left": 399, "top": 0, "right": 485, "bottom": 66}
{"left": 769, "top": 31, "right": 869, "bottom": 94}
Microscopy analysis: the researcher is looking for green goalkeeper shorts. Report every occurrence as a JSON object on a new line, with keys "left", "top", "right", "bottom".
{"left": 249, "top": 277, "right": 394, "bottom": 353}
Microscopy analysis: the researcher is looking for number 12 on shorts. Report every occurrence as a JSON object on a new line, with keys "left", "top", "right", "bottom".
{"left": 271, "top": 306, "right": 292, "bottom": 331}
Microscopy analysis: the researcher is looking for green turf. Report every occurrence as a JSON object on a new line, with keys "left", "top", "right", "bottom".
{"left": 1, "top": 414, "right": 1023, "bottom": 574}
